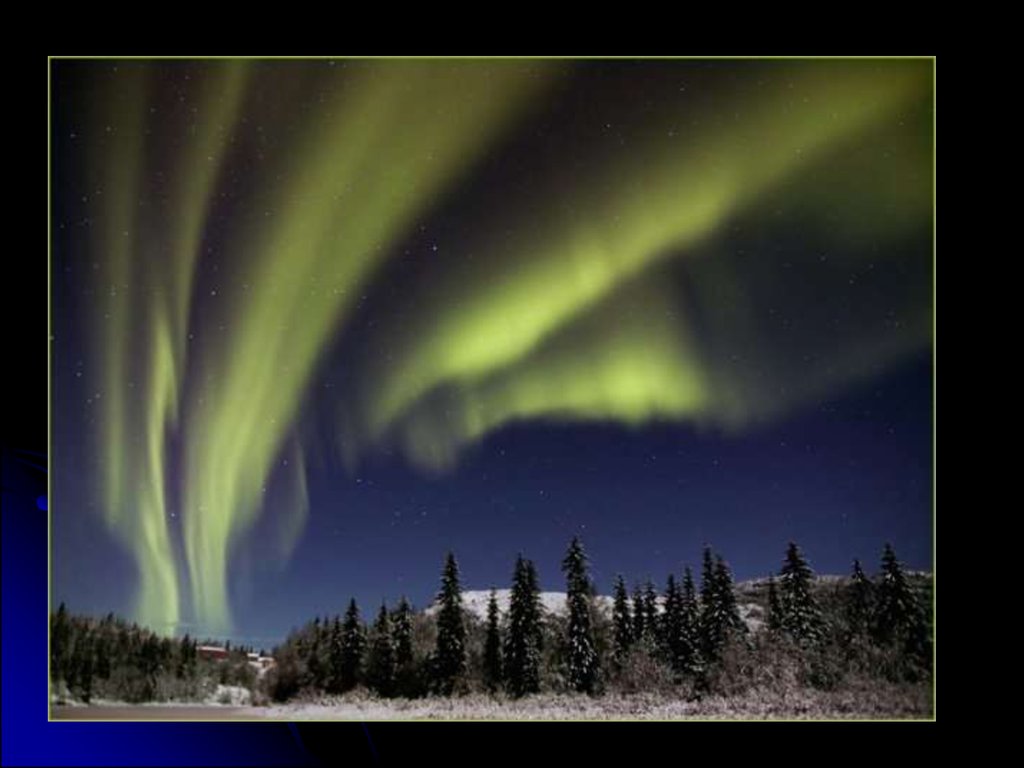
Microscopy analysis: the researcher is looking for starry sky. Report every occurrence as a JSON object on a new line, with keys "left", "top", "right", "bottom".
{"left": 51, "top": 58, "right": 933, "bottom": 646}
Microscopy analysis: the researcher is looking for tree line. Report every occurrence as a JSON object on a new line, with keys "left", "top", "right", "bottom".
{"left": 49, "top": 610, "right": 263, "bottom": 704}
{"left": 50, "top": 538, "right": 930, "bottom": 704}
{"left": 264, "top": 538, "right": 931, "bottom": 701}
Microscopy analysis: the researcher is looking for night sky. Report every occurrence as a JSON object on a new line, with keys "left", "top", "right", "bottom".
{"left": 51, "top": 58, "right": 933, "bottom": 647}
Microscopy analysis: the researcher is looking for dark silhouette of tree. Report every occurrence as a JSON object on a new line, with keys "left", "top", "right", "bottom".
{"left": 177, "top": 633, "right": 196, "bottom": 678}
{"left": 392, "top": 597, "right": 414, "bottom": 669}
{"left": 483, "top": 589, "right": 503, "bottom": 693}
{"left": 611, "top": 574, "right": 633, "bottom": 668}
{"left": 305, "top": 616, "right": 324, "bottom": 689}
{"left": 845, "top": 558, "right": 874, "bottom": 638}
{"left": 433, "top": 552, "right": 467, "bottom": 695}
{"left": 715, "top": 555, "right": 745, "bottom": 635}
{"left": 326, "top": 615, "right": 344, "bottom": 693}
{"left": 340, "top": 599, "right": 365, "bottom": 692}
{"left": 679, "top": 566, "right": 703, "bottom": 676}
{"left": 366, "top": 603, "right": 396, "bottom": 696}
{"left": 661, "top": 573, "right": 684, "bottom": 673}
{"left": 51, "top": 602, "right": 70, "bottom": 689}
{"left": 632, "top": 584, "right": 647, "bottom": 646}
{"left": 389, "top": 596, "right": 417, "bottom": 696}
{"left": 874, "top": 543, "right": 928, "bottom": 662}
{"left": 562, "top": 536, "right": 599, "bottom": 693}
{"left": 778, "top": 542, "right": 824, "bottom": 644}
{"left": 504, "top": 555, "right": 543, "bottom": 697}
{"left": 700, "top": 547, "right": 744, "bottom": 662}
{"left": 639, "top": 579, "right": 659, "bottom": 648}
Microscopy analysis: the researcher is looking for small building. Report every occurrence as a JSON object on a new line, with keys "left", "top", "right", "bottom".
{"left": 197, "top": 644, "right": 229, "bottom": 661}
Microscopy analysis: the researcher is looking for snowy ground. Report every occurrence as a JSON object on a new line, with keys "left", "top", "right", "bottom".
{"left": 257, "top": 685, "right": 932, "bottom": 720}
{"left": 52, "top": 683, "right": 931, "bottom": 720}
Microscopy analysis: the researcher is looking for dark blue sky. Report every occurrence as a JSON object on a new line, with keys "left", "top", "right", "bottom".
{"left": 54, "top": 348, "right": 931, "bottom": 646}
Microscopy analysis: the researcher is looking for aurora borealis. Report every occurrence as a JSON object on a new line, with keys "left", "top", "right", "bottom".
{"left": 51, "top": 58, "right": 933, "bottom": 641}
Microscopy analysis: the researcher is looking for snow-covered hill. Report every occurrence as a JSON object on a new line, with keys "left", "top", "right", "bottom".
{"left": 423, "top": 570, "right": 931, "bottom": 634}
{"left": 425, "top": 590, "right": 614, "bottom": 620}
{"left": 427, "top": 589, "right": 768, "bottom": 632}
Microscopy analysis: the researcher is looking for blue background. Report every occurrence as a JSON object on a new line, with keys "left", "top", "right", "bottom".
{"left": 1, "top": 447, "right": 333, "bottom": 766}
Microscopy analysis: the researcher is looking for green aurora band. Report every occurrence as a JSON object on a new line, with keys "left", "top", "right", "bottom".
{"left": 349, "top": 60, "right": 932, "bottom": 461}
{"left": 75, "top": 59, "right": 932, "bottom": 633}
{"left": 88, "top": 62, "right": 249, "bottom": 630}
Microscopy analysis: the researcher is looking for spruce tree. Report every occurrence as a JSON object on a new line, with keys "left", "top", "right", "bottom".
{"left": 366, "top": 603, "right": 396, "bottom": 696}
{"left": 391, "top": 597, "right": 417, "bottom": 697}
{"left": 778, "top": 542, "right": 823, "bottom": 644}
{"left": 611, "top": 575, "right": 633, "bottom": 667}
{"left": 632, "top": 585, "right": 647, "bottom": 645}
{"left": 433, "top": 552, "right": 467, "bottom": 695}
{"left": 699, "top": 546, "right": 721, "bottom": 660}
{"left": 845, "top": 558, "right": 874, "bottom": 638}
{"left": 483, "top": 589, "right": 504, "bottom": 693}
{"left": 340, "top": 598, "right": 365, "bottom": 692}
{"left": 562, "top": 536, "right": 599, "bottom": 693}
{"left": 94, "top": 615, "right": 112, "bottom": 680}
{"left": 504, "top": 555, "right": 543, "bottom": 697}
{"left": 77, "top": 627, "right": 95, "bottom": 703}
{"left": 642, "top": 580, "right": 659, "bottom": 648}
{"left": 327, "top": 615, "right": 344, "bottom": 693}
{"left": 679, "top": 566, "right": 702, "bottom": 676}
{"left": 700, "top": 548, "right": 744, "bottom": 662}
{"left": 306, "top": 616, "right": 324, "bottom": 689}
{"left": 715, "top": 555, "right": 745, "bottom": 637}
{"left": 51, "top": 602, "right": 70, "bottom": 688}
{"left": 874, "top": 543, "right": 927, "bottom": 659}
{"left": 392, "top": 597, "right": 414, "bottom": 669}
{"left": 661, "top": 573, "right": 684, "bottom": 672}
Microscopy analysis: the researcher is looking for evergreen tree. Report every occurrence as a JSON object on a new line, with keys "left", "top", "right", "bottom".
{"left": 177, "top": 633, "right": 196, "bottom": 678}
{"left": 641, "top": 580, "right": 659, "bottom": 648}
{"left": 94, "top": 614, "right": 113, "bottom": 680}
{"left": 340, "top": 599, "right": 365, "bottom": 692}
{"left": 632, "top": 585, "right": 647, "bottom": 645}
{"left": 700, "top": 548, "right": 744, "bottom": 661}
{"left": 699, "top": 546, "right": 720, "bottom": 659}
{"left": 630, "top": 579, "right": 658, "bottom": 649}
{"left": 139, "top": 632, "right": 161, "bottom": 700}
{"left": 504, "top": 555, "right": 543, "bottom": 697}
{"left": 562, "top": 537, "right": 599, "bottom": 693}
{"left": 778, "top": 542, "right": 823, "bottom": 644}
{"left": 327, "top": 615, "right": 344, "bottom": 693}
{"left": 766, "top": 576, "right": 783, "bottom": 632}
{"left": 611, "top": 575, "right": 633, "bottom": 667}
{"left": 715, "top": 555, "right": 745, "bottom": 637}
{"left": 392, "top": 597, "right": 414, "bottom": 669}
{"left": 679, "top": 566, "right": 702, "bottom": 676}
{"left": 77, "top": 627, "right": 95, "bottom": 703}
{"left": 845, "top": 558, "right": 874, "bottom": 638}
{"left": 874, "top": 543, "right": 927, "bottom": 659}
{"left": 483, "top": 589, "right": 504, "bottom": 693}
{"left": 366, "top": 603, "right": 396, "bottom": 696}
{"left": 661, "top": 573, "right": 684, "bottom": 672}
{"left": 391, "top": 597, "right": 417, "bottom": 697}
{"left": 51, "top": 602, "right": 70, "bottom": 688}
{"left": 433, "top": 552, "right": 467, "bottom": 695}
{"left": 306, "top": 616, "right": 324, "bottom": 689}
